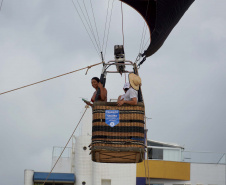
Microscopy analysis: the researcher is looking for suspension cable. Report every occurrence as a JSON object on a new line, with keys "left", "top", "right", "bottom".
{"left": 42, "top": 106, "right": 89, "bottom": 185}
{"left": 0, "top": 62, "right": 103, "bottom": 96}
{"left": 143, "top": 36, "right": 151, "bottom": 52}
{"left": 145, "top": 115, "right": 151, "bottom": 185}
{"left": 139, "top": 0, "right": 150, "bottom": 53}
{"left": 82, "top": 0, "right": 101, "bottom": 52}
{"left": 121, "top": 2, "right": 125, "bottom": 48}
{"left": 102, "top": 0, "right": 111, "bottom": 53}
{"left": 89, "top": 0, "right": 101, "bottom": 51}
{"left": 141, "top": 25, "right": 149, "bottom": 52}
{"left": 71, "top": 0, "right": 101, "bottom": 59}
{"left": 75, "top": 0, "right": 100, "bottom": 52}
{"left": 138, "top": 0, "right": 150, "bottom": 55}
{"left": 104, "top": 0, "right": 115, "bottom": 59}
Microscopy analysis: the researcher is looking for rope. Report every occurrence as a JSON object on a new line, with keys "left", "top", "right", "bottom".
{"left": 142, "top": 151, "right": 148, "bottom": 184}
{"left": 138, "top": 0, "right": 150, "bottom": 56}
{"left": 102, "top": 0, "right": 111, "bottom": 52}
{"left": 104, "top": 0, "right": 115, "bottom": 59}
{"left": 121, "top": 2, "right": 125, "bottom": 48}
{"left": 82, "top": 0, "right": 101, "bottom": 52}
{"left": 141, "top": 25, "right": 149, "bottom": 53}
{"left": 143, "top": 37, "right": 151, "bottom": 52}
{"left": 145, "top": 115, "right": 151, "bottom": 185}
{"left": 0, "top": 62, "right": 103, "bottom": 96}
{"left": 71, "top": 0, "right": 101, "bottom": 59}
{"left": 42, "top": 106, "right": 88, "bottom": 185}
{"left": 89, "top": 0, "right": 101, "bottom": 51}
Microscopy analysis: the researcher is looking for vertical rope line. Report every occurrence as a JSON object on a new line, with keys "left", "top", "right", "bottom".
{"left": 89, "top": 0, "right": 102, "bottom": 51}
{"left": 82, "top": 0, "right": 101, "bottom": 51}
{"left": 145, "top": 115, "right": 151, "bottom": 185}
{"left": 139, "top": 0, "right": 150, "bottom": 53}
{"left": 143, "top": 154, "right": 148, "bottom": 185}
{"left": 121, "top": 2, "right": 125, "bottom": 48}
{"left": 104, "top": 0, "right": 114, "bottom": 59}
{"left": 102, "top": 0, "right": 111, "bottom": 53}
{"left": 43, "top": 107, "right": 88, "bottom": 185}
{"left": 76, "top": 0, "right": 100, "bottom": 52}
{"left": 71, "top": 0, "right": 101, "bottom": 59}
{"left": 143, "top": 36, "right": 151, "bottom": 51}
{"left": 141, "top": 25, "right": 149, "bottom": 52}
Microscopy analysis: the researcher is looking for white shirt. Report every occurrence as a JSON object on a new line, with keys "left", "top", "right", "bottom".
{"left": 120, "top": 88, "right": 138, "bottom": 102}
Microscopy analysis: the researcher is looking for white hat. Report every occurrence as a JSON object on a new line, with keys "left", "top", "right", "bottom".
{"left": 123, "top": 82, "right": 130, "bottom": 89}
{"left": 129, "top": 73, "right": 141, "bottom": 91}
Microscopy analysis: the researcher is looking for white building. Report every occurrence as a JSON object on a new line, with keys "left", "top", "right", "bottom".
{"left": 24, "top": 106, "right": 226, "bottom": 185}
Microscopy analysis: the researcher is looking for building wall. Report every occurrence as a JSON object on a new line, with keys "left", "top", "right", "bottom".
{"left": 74, "top": 107, "right": 137, "bottom": 185}
{"left": 24, "top": 107, "right": 226, "bottom": 185}
{"left": 190, "top": 163, "right": 225, "bottom": 185}
{"left": 145, "top": 163, "right": 226, "bottom": 185}
{"left": 137, "top": 160, "right": 190, "bottom": 181}
{"left": 92, "top": 162, "right": 136, "bottom": 185}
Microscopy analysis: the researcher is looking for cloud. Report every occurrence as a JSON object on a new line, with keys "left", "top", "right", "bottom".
{"left": 0, "top": 0, "right": 226, "bottom": 184}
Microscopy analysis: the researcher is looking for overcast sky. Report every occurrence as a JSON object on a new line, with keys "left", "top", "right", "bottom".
{"left": 0, "top": 0, "right": 226, "bottom": 184}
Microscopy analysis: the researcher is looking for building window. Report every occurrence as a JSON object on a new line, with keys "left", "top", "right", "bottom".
{"left": 148, "top": 148, "right": 163, "bottom": 160}
{"left": 101, "top": 179, "right": 111, "bottom": 185}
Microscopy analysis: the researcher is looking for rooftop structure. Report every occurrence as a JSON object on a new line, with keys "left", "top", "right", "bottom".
{"left": 24, "top": 107, "right": 226, "bottom": 185}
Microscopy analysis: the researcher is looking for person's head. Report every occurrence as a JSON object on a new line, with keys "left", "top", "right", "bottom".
{"left": 123, "top": 82, "right": 130, "bottom": 93}
{"left": 91, "top": 77, "right": 100, "bottom": 89}
{"left": 128, "top": 73, "right": 141, "bottom": 91}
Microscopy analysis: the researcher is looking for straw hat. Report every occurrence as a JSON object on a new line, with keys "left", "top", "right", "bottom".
{"left": 129, "top": 73, "right": 141, "bottom": 91}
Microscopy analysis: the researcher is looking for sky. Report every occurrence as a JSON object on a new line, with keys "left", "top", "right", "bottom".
{"left": 0, "top": 0, "right": 226, "bottom": 184}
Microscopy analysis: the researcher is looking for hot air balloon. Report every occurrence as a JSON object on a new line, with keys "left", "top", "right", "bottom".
{"left": 90, "top": 0, "right": 195, "bottom": 163}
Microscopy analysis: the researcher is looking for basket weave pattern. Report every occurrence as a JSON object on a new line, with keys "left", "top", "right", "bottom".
{"left": 90, "top": 102, "right": 145, "bottom": 163}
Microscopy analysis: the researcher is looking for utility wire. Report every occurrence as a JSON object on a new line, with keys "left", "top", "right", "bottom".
{"left": 71, "top": 0, "right": 101, "bottom": 59}
{"left": 0, "top": 62, "right": 103, "bottom": 96}
{"left": 43, "top": 106, "right": 88, "bottom": 185}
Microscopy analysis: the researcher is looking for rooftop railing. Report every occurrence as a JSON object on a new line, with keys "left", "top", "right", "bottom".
{"left": 52, "top": 146, "right": 72, "bottom": 158}
{"left": 147, "top": 146, "right": 226, "bottom": 164}
{"left": 182, "top": 151, "right": 226, "bottom": 164}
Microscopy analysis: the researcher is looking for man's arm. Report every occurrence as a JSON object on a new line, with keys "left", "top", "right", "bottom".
{"left": 98, "top": 82, "right": 107, "bottom": 101}
{"left": 117, "top": 97, "right": 137, "bottom": 106}
{"left": 117, "top": 95, "right": 122, "bottom": 102}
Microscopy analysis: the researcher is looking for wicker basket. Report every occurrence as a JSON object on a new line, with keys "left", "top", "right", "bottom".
{"left": 90, "top": 101, "right": 145, "bottom": 163}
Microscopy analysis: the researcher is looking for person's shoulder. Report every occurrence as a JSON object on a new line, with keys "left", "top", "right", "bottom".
{"left": 129, "top": 87, "right": 137, "bottom": 93}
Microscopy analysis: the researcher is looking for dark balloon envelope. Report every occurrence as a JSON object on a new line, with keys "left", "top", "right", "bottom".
{"left": 121, "top": 0, "right": 195, "bottom": 58}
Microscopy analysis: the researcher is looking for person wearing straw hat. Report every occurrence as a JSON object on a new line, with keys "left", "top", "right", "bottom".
{"left": 117, "top": 73, "right": 141, "bottom": 106}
